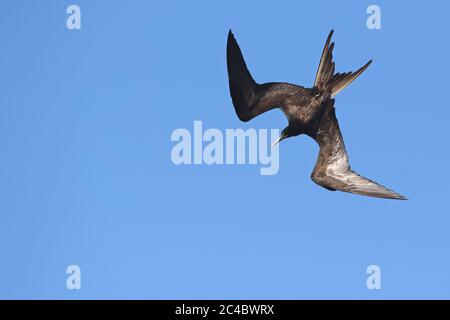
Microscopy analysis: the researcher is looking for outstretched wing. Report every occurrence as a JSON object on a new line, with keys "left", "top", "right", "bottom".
{"left": 310, "top": 100, "right": 406, "bottom": 200}
{"left": 227, "top": 30, "right": 307, "bottom": 122}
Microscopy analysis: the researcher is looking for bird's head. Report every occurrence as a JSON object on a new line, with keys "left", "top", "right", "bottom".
{"left": 271, "top": 126, "right": 302, "bottom": 147}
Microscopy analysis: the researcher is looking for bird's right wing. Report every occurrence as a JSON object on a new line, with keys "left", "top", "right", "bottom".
{"left": 227, "top": 30, "right": 307, "bottom": 122}
{"left": 310, "top": 100, "right": 406, "bottom": 200}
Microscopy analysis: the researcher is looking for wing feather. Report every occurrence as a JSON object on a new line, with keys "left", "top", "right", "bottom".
{"left": 310, "top": 100, "right": 406, "bottom": 200}
{"left": 227, "top": 30, "right": 308, "bottom": 121}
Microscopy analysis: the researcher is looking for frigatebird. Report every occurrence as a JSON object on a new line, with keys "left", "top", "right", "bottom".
{"left": 226, "top": 29, "right": 406, "bottom": 200}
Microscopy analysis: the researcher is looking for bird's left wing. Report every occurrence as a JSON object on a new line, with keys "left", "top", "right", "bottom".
{"left": 310, "top": 100, "right": 406, "bottom": 200}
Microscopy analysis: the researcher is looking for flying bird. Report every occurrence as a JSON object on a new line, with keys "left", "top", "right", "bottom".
{"left": 226, "top": 29, "right": 406, "bottom": 200}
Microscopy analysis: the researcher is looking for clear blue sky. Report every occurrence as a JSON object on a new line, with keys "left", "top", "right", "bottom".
{"left": 0, "top": 0, "right": 449, "bottom": 299}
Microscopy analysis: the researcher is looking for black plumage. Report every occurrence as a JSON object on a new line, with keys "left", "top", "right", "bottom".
{"left": 226, "top": 29, "right": 406, "bottom": 200}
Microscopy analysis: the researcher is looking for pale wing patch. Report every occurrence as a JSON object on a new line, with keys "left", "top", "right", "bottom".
{"left": 321, "top": 116, "right": 406, "bottom": 200}
{"left": 325, "top": 150, "right": 406, "bottom": 200}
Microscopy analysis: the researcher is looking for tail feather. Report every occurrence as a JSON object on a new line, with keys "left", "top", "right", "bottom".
{"left": 315, "top": 30, "right": 372, "bottom": 96}
{"left": 314, "top": 30, "right": 335, "bottom": 88}
{"left": 329, "top": 60, "right": 372, "bottom": 97}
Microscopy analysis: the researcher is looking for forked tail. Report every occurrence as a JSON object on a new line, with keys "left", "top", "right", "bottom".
{"left": 314, "top": 30, "right": 372, "bottom": 97}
